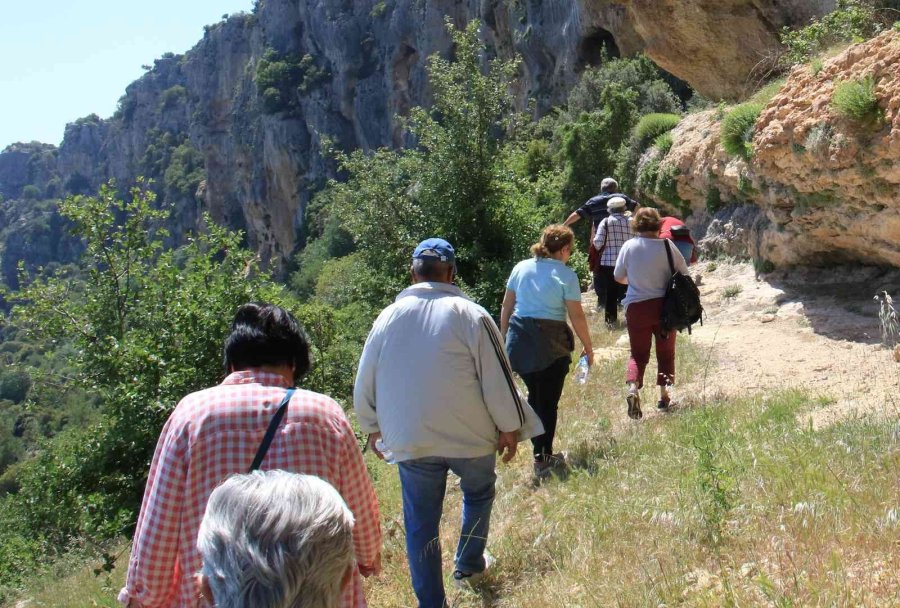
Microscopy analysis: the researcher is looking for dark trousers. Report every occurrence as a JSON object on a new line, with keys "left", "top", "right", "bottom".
{"left": 625, "top": 298, "right": 676, "bottom": 388}
{"left": 521, "top": 356, "right": 570, "bottom": 458}
{"left": 597, "top": 265, "right": 625, "bottom": 324}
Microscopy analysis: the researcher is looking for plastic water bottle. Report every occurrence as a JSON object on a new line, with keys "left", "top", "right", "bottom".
{"left": 574, "top": 355, "right": 590, "bottom": 385}
{"left": 374, "top": 438, "right": 396, "bottom": 464}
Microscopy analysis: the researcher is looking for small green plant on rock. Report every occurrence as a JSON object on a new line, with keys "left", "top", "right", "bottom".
{"left": 705, "top": 185, "right": 723, "bottom": 213}
{"left": 832, "top": 75, "right": 883, "bottom": 127}
{"left": 634, "top": 113, "right": 681, "bottom": 149}
{"left": 653, "top": 131, "right": 674, "bottom": 154}
{"left": 721, "top": 103, "right": 763, "bottom": 161}
{"left": 722, "top": 284, "right": 743, "bottom": 299}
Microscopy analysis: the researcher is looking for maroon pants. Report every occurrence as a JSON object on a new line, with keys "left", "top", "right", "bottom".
{"left": 625, "top": 298, "right": 675, "bottom": 388}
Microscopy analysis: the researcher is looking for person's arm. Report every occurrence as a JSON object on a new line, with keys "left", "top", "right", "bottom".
{"left": 500, "top": 289, "right": 516, "bottom": 338}
{"left": 565, "top": 299, "right": 594, "bottom": 367}
{"left": 353, "top": 320, "right": 384, "bottom": 436}
{"left": 563, "top": 211, "right": 581, "bottom": 226}
{"left": 119, "top": 418, "right": 187, "bottom": 608}
{"left": 472, "top": 312, "right": 527, "bottom": 436}
{"left": 336, "top": 416, "right": 383, "bottom": 578}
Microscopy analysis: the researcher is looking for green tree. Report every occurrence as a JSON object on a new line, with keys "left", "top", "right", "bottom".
{"left": 320, "top": 20, "right": 541, "bottom": 311}
{"left": 10, "top": 178, "right": 286, "bottom": 544}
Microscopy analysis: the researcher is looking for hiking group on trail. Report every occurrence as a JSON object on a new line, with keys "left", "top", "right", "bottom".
{"left": 120, "top": 178, "right": 702, "bottom": 608}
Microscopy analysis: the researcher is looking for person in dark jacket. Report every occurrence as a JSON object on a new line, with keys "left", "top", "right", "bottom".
{"left": 563, "top": 177, "right": 638, "bottom": 306}
{"left": 500, "top": 225, "right": 594, "bottom": 481}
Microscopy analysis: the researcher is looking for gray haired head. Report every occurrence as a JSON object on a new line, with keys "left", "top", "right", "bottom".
{"left": 197, "top": 470, "right": 355, "bottom": 608}
{"left": 600, "top": 177, "right": 618, "bottom": 193}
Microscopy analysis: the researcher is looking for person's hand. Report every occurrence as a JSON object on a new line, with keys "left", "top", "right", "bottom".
{"left": 581, "top": 347, "right": 595, "bottom": 367}
{"left": 497, "top": 431, "right": 518, "bottom": 463}
{"left": 359, "top": 553, "right": 383, "bottom": 577}
{"left": 366, "top": 432, "right": 384, "bottom": 461}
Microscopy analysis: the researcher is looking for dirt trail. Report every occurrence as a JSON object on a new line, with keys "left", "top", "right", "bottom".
{"left": 584, "top": 261, "right": 899, "bottom": 427}
{"left": 669, "top": 261, "right": 899, "bottom": 428}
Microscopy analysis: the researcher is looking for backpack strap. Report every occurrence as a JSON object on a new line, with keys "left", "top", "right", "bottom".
{"left": 248, "top": 388, "right": 296, "bottom": 472}
{"left": 663, "top": 239, "right": 676, "bottom": 275}
{"left": 595, "top": 217, "right": 609, "bottom": 250}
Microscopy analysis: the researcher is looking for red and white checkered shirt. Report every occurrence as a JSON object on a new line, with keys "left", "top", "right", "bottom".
{"left": 118, "top": 370, "right": 381, "bottom": 608}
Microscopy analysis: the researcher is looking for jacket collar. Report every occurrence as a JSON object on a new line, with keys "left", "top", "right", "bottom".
{"left": 395, "top": 281, "right": 469, "bottom": 302}
{"left": 221, "top": 369, "right": 292, "bottom": 388}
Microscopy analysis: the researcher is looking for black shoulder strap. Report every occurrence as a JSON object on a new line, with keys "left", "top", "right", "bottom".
{"left": 663, "top": 239, "right": 675, "bottom": 275}
{"left": 248, "top": 388, "right": 296, "bottom": 472}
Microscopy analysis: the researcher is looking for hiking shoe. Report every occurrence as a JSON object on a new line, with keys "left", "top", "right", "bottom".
{"left": 626, "top": 392, "right": 642, "bottom": 419}
{"left": 452, "top": 568, "right": 485, "bottom": 589}
{"left": 453, "top": 551, "right": 492, "bottom": 590}
{"left": 533, "top": 458, "right": 554, "bottom": 483}
{"left": 549, "top": 452, "right": 568, "bottom": 470}
{"left": 657, "top": 396, "right": 671, "bottom": 410}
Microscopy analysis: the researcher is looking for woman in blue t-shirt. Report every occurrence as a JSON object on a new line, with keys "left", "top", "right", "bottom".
{"left": 500, "top": 225, "right": 594, "bottom": 482}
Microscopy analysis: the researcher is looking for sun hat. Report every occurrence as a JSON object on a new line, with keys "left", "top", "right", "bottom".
{"left": 412, "top": 238, "right": 456, "bottom": 263}
{"left": 607, "top": 196, "right": 627, "bottom": 210}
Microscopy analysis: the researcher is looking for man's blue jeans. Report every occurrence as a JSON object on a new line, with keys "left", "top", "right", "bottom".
{"left": 397, "top": 453, "right": 496, "bottom": 608}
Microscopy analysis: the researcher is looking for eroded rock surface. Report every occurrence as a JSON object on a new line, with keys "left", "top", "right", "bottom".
{"left": 656, "top": 31, "right": 900, "bottom": 270}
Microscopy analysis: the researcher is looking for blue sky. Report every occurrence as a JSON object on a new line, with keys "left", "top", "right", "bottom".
{"left": 0, "top": 0, "right": 253, "bottom": 149}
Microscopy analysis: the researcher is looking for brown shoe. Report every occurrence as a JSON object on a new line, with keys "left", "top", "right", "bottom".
{"left": 627, "top": 392, "right": 643, "bottom": 419}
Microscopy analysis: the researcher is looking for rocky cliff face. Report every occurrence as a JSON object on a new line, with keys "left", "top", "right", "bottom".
{"left": 0, "top": 0, "right": 837, "bottom": 278}
{"left": 654, "top": 30, "right": 900, "bottom": 270}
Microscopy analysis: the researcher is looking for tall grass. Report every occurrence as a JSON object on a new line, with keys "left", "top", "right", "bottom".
{"left": 832, "top": 75, "right": 883, "bottom": 126}
{"left": 634, "top": 113, "right": 681, "bottom": 149}
{"left": 720, "top": 103, "right": 763, "bottom": 160}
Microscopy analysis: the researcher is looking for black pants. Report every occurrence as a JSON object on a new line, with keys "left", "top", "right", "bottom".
{"left": 521, "top": 356, "right": 570, "bottom": 458}
{"left": 597, "top": 265, "right": 625, "bottom": 324}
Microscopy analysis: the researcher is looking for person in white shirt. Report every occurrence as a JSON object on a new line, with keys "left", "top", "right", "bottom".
{"left": 614, "top": 208, "right": 689, "bottom": 419}
{"left": 354, "top": 238, "right": 541, "bottom": 608}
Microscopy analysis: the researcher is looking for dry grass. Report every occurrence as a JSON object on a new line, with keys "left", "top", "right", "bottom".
{"left": 8, "top": 316, "right": 899, "bottom": 607}
{"left": 362, "top": 314, "right": 900, "bottom": 607}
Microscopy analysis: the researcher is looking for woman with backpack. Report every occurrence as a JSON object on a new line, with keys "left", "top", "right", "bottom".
{"left": 613, "top": 208, "right": 689, "bottom": 419}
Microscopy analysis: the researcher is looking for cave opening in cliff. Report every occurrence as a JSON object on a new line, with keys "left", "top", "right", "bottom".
{"left": 577, "top": 28, "right": 620, "bottom": 70}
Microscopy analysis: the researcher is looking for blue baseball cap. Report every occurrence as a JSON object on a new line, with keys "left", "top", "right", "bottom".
{"left": 412, "top": 238, "right": 456, "bottom": 263}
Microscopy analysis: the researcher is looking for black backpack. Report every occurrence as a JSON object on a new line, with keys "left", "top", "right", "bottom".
{"left": 661, "top": 240, "right": 703, "bottom": 334}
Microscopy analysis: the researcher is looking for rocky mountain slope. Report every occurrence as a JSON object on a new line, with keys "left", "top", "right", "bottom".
{"left": 0, "top": 0, "right": 841, "bottom": 280}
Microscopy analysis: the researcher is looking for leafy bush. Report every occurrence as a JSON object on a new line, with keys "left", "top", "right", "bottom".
{"left": 636, "top": 156, "right": 688, "bottom": 215}
{"left": 720, "top": 103, "right": 763, "bottom": 160}
{"left": 705, "top": 185, "right": 723, "bottom": 213}
{"left": 558, "top": 87, "right": 637, "bottom": 205}
{"left": 255, "top": 49, "right": 329, "bottom": 113}
{"left": 21, "top": 185, "right": 41, "bottom": 200}
{"left": 780, "top": 0, "right": 881, "bottom": 66}
{"left": 634, "top": 113, "right": 681, "bottom": 149}
{"left": 159, "top": 85, "right": 187, "bottom": 111}
{"left": 831, "top": 75, "right": 883, "bottom": 125}
{"left": 163, "top": 140, "right": 205, "bottom": 197}
{"left": 567, "top": 54, "right": 682, "bottom": 116}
